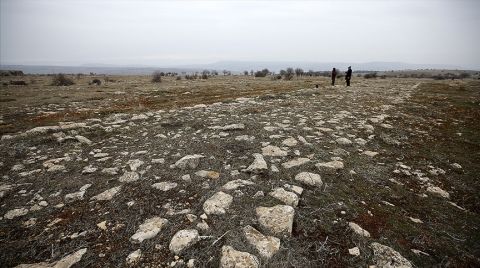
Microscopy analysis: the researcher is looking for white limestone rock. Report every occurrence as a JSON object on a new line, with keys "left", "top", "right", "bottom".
{"left": 243, "top": 225, "right": 280, "bottom": 259}
{"left": 151, "top": 181, "right": 178, "bottom": 191}
{"left": 294, "top": 172, "right": 323, "bottom": 187}
{"left": 169, "top": 229, "right": 200, "bottom": 254}
{"left": 245, "top": 153, "right": 268, "bottom": 174}
{"left": 130, "top": 217, "right": 169, "bottom": 244}
{"left": 203, "top": 192, "right": 233, "bottom": 215}
{"left": 174, "top": 154, "right": 204, "bottom": 169}
{"left": 220, "top": 246, "right": 259, "bottom": 268}
{"left": 371, "top": 242, "right": 413, "bottom": 268}
{"left": 90, "top": 186, "right": 121, "bottom": 201}
{"left": 261, "top": 145, "right": 287, "bottom": 157}
{"left": 256, "top": 205, "right": 295, "bottom": 236}
{"left": 269, "top": 188, "right": 299, "bottom": 207}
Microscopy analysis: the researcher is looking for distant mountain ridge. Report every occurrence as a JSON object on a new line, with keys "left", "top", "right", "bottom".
{"left": 0, "top": 61, "right": 470, "bottom": 75}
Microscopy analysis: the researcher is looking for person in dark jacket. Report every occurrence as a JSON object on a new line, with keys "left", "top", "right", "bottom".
{"left": 345, "top": 66, "right": 352, "bottom": 86}
{"left": 331, "top": 68, "right": 337, "bottom": 86}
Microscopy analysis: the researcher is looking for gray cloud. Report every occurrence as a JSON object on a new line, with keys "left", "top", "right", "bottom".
{"left": 1, "top": 0, "right": 479, "bottom": 69}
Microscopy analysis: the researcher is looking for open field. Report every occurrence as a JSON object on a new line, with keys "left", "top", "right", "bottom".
{"left": 0, "top": 75, "right": 479, "bottom": 267}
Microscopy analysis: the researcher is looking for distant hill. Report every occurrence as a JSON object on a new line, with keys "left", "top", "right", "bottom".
{"left": 0, "top": 61, "right": 471, "bottom": 75}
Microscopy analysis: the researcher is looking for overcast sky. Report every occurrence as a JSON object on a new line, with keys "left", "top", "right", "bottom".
{"left": 1, "top": 0, "right": 479, "bottom": 68}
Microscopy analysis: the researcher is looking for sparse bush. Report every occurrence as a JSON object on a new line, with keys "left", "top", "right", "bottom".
{"left": 9, "top": 80, "right": 27, "bottom": 85}
{"left": 176, "top": 76, "right": 181, "bottom": 80}
{"left": 295, "top": 68, "right": 304, "bottom": 77}
{"left": 459, "top": 72, "right": 471, "bottom": 79}
{"left": 254, "top": 68, "right": 270, "bottom": 77}
{"left": 364, "top": 72, "right": 377, "bottom": 79}
{"left": 151, "top": 71, "right": 162, "bottom": 83}
{"left": 90, "top": 79, "right": 101, "bottom": 85}
{"left": 284, "top": 67, "right": 294, "bottom": 80}
{"left": 51, "top": 73, "right": 75, "bottom": 86}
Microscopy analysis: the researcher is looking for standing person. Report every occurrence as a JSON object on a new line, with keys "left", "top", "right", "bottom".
{"left": 331, "top": 68, "right": 337, "bottom": 86}
{"left": 345, "top": 66, "right": 352, "bottom": 86}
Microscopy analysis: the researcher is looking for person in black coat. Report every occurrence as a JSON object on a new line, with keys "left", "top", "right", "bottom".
{"left": 345, "top": 66, "right": 352, "bottom": 86}
{"left": 331, "top": 68, "right": 337, "bottom": 86}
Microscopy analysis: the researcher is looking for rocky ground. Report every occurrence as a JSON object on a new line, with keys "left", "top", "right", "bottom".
{"left": 1, "top": 77, "right": 479, "bottom": 267}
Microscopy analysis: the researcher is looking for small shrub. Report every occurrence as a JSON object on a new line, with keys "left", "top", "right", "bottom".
{"left": 90, "top": 79, "right": 101, "bottom": 85}
{"left": 152, "top": 71, "right": 162, "bottom": 83}
{"left": 51, "top": 74, "right": 74, "bottom": 86}
{"left": 176, "top": 76, "right": 181, "bottom": 80}
{"left": 364, "top": 72, "right": 377, "bottom": 79}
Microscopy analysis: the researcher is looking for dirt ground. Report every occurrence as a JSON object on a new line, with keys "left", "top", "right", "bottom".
{"left": 0, "top": 75, "right": 479, "bottom": 267}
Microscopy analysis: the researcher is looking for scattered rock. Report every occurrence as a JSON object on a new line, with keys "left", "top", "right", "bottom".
{"left": 426, "top": 185, "right": 450, "bottom": 198}
{"left": 152, "top": 181, "right": 178, "bottom": 191}
{"left": 269, "top": 188, "right": 299, "bottom": 207}
{"left": 261, "top": 145, "right": 288, "bottom": 157}
{"left": 222, "top": 179, "right": 255, "bottom": 191}
{"left": 363, "top": 151, "right": 379, "bottom": 157}
{"left": 131, "top": 217, "right": 169, "bottom": 244}
{"left": 174, "top": 154, "right": 204, "bottom": 169}
{"left": 281, "top": 158, "right": 310, "bottom": 169}
{"left": 169, "top": 229, "right": 200, "bottom": 254}
{"left": 126, "top": 249, "right": 142, "bottom": 265}
{"left": 15, "top": 248, "right": 87, "bottom": 268}
{"left": 336, "top": 137, "right": 352, "bottom": 145}
{"left": 75, "top": 135, "right": 92, "bottom": 145}
{"left": 349, "top": 222, "right": 370, "bottom": 237}
{"left": 64, "top": 184, "right": 91, "bottom": 203}
{"left": 128, "top": 159, "right": 144, "bottom": 171}
{"left": 119, "top": 171, "right": 140, "bottom": 183}
{"left": 81, "top": 165, "right": 97, "bottom": 174}
{"left": 220, "top": 246, "right": 259, "bottom": 268}
{"left": 203, "top": 191, "right": 233, "bottom": 215}
{"left": 316, "top": 160, "right": 344, "bottom": 171}
{"left": 195, "top": 170, "right": 220, "bottom": 179}
{"left": 349, "top": 246, "right": 360, "bottom": 256}
{"left": 256, "top": 205, "right": 294, "bottom": 236}
{"left": 90, "top": 186, "right": 122, "bottom": 201}
{"left": 245, "top": 153, "right": 268, "bottom": 174}
{"left": 282, "top": 137, "right": 298, "bottom": 147}
{"left": 295, "top": 172, "right": 323, "bottom": 187}
{"left": 4, "top": 208, "right": 29, "bottom": 220}
{"left": 243, "top": 225, "right": 280, "bottom": 259}
{"left": 371, "top": 242, "right": 412, "bottom": 268}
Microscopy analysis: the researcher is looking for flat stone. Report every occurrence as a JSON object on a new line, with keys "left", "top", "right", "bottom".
{"left": 126, "top": 249, "right": 142, "bottom": 265}
{"left": 169, "top": 229, "right": 200, "bottom": 254}
{"left": 283, "top": 184, "right": 304, "bottom": 195}
{"left": 128, "top": 159, "right": 144, "bottom": 171}
{"left": 282, "top": 137, "right": 298, "bottom": 147}
{"left": 64, "top": 184, "right": 91, "bottom": 203}
{"left": 245, "top": 153, "right": 268, "bottom": 174}
{"left": 261, "top": 145, "right": 288, "bottom": 157}
{"left": 203, "top": 191, "right": 233, "bottom": 215}
{"left": 222, "top": 179, "right": 255, "bottom": 191}
{"left": 90, "top": 186, "right": 121, "bottom": 201}
{"left": 316, "top": 160, "right": 344, "bottom": 170}
{"left": 336, "top": 137, "right": 352, "bottom": 145}
{"left": 349, "top": 247, "right": 360, "bottom": 256}
{"left": 175, "top": 154, "right": 204, "bottom": 169}
{"left": 151, "top": 181, "right": 178, "bottom": 191}
{"left": 81, "top": 165, "right": 97, "bottom": 174}
{"left": 75, "top": 135, "right": 92, "bottom": 145}
{"left": 426, "top": 185, "right": 450, "bottom": 198}
{"left": 281, "top": 158, "right": 310, "bottom": 169}
{"left": 269, "top": 188, "right": 299, "bottom": 207}
{"left": 119, "top": 171, "right": 140, "bottom": 183}
{"left": 130, "top": 217, "right": 168, "bottom": 244}
{"left": 220, "top": 246, "right": 259, "bottom": 268}
{"left": 363, "top": 151, "right": 379, "bottom": 157}
{"left": 349, "top": 222, "right": 370, "bottom": 237}
{"left": 243, "top": 225, "right": 280, "bottom": 259}
{"left": 15, "top": 248, "right": 87, "bottom": 268}
{"left": 4, "top": 208, "right": 29, "bottom": 220}
{"left": 371, "top": 242, "right": 413, "bottom": 268}
{"left": 295, "top": 172, "right": 323, "bottom": 187}
{"left": 195, "top": 170, "right": 220, "bottom": 179}
{"left": 256, "top": 205, "right": 294, "bottom": 236}
{"left": 102, "top": 167, "right": 119, "bottom": 175}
